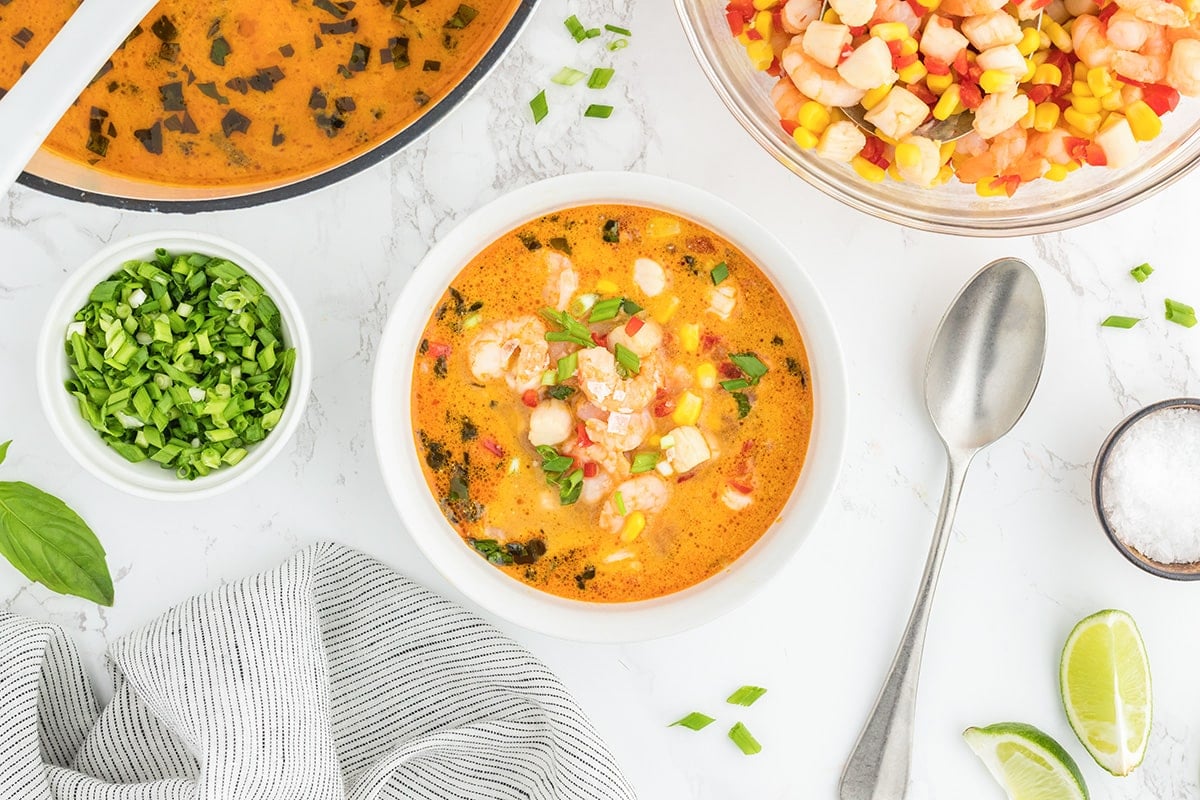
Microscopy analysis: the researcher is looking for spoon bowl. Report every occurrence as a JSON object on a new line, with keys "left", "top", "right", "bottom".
{"left": 840, "top": 257, "right": 1046, "bottom": 800}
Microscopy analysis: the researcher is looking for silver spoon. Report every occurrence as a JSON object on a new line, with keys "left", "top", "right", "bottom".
{"left": 838, "top": 257, "right": 1047, "bottom": 800}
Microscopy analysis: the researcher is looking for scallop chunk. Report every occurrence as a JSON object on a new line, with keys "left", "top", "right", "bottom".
{"left": 920, "top": 16, "right": 970, "bottom": 64}
{"left": 976, "top": 44, "right": 1028, "bottom": 78}
{"left": 528, "top": 399, "right": 573, "bottom": 446}
{"left": 830, "top": 0, "right": 877, "bottom": 27}
{"left": 1094, "top": 118, "right": 1138, "bottom": 168}
{"left": 666, "top": 426, "right": 712, "bottom": 474}
{"left": 864, "top": 87, "right": 930, "bottom": 141}
{"left": 838, "top": 37, "right": 899, "bottom": 91}
{"left": 633, "top": 258, "right": 666, "bottom": 297}
{"left": 817, "top": 120, "right": 867, "bottom": 162}
{"left": 961, "top": 11, "right": 1023, "bottom": 51}
{"left": 803, "top": 21, "right": 853, "bottom": 69}
{"left": 972, "top": 90, "right": 1029, "bottom": 138}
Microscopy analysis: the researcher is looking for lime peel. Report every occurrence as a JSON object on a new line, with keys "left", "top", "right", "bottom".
{"left": 964, "top": 722, "right": 1089, "bottom": 800}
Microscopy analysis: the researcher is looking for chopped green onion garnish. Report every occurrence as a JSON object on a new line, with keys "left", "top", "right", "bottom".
{"left": 732, "top": 392, "right": 752, "bottom": 419}
{"left": 585, "top": 27, "right": 602, "bottom": 38}
{"left": 608, "top": 38, "right": 629, "bottom": 51}
{"left": 720, "top": 378, "right": 751, "bottom": 391}
{"left": 564, "top": 15, "right": 587, "bottom": 41}
{"left": 605, "top": 23, "right": 633, "bottom": 36}
{"left": 630, "top": 451, "right": 659, "bottom": 473}
{"left": 541, "top": 307, "right": 595, "bottom": 346}
{"left": 615, "top": 490, "right": 626, "bottom": 515}
{"left": 659, "top": 434, "right": 676, "bottom": 449}
{"left": 621, "top": 299, "right": 642, "bottom": 315}
{"left": 588, "top": 67, "right": 615, "bottom": 89}
{"left": 1101, "top": 315, "right": 1141, "bottom": 329}
{"left": 728, "top": 722, "right": 761, "bottom": 755}
{"left": 589, "top": 297, "right": 625, "bottom": 323}
{"left": 569, "top": 293, "right": 599, "bottom": 317}
{"left": 530, "top": 90, "right": 548, "bottom": 124}
{"left": 547, "top": 384, "right": 576, "bottom": 400}
{"left": 726, "top": 686, "right": 768, "bottom": 706}
{"left": 462, "top": 313, "right": 482, "bottom": 329}
{"left": 557, "top": 352, "right": 578, "bottom": 383}
{"left": 602, "top": 219, "right": 620, "bottom": 243}
{"left": 729, "top": 352, "right": 768, "bottom": 381}
{"left": 560, "top": 468, "right": 585, "bottom": 504}
{"left": 1130, "top": 262, "right": 1154, "bottom": 283}
{"left": 552, "top": 66, "right": 588, "bottom": 86}
{"left": 670, "top": 712, "right": 715, "bottom": 731}
{"left": 615, "top": 343, "right": 640, "bottom": 375}
{"left": 710, "top": 262, "right": 729, "bottom": 285}
{"left": 542, "top": 453, "right": 573, "bottom": 472}
{"left": 541, "top": 369, "right": 556, "bottom": 386}
{"left": 1165, "top": 298, "right": 1197, "bottom": 328}
{"left": 584, "top": 104, "right": 614, "bottom": 119}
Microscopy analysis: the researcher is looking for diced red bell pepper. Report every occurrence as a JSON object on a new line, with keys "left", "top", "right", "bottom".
{"left": 726, "top": 10, "right": 745, "bottom": 35}
{"left": 746, "top": 27, "right": 763, "bottom": 40}
{"left": 849, "top": 25, "right": 868, "bottom": 35}
{"left": 576, "top": 421, "right": 593, "bottom": 448}
{"left": 1027, "top": 84, "right": 1053, "bottom": 104}
{"left": 427, "top": 341, "right": 451, "bottom": 358}
{"left": 894, "top": 52, "right": 919, "bottom": 69}
{"left": 481, "top": 437, "right": 505, "bottom": 458}
{"left": 1032, "top": 0, "right": 1054, "bottom": 8}
{"left": 906, "top": 0, "right": 928, "bottom": 16}
{"left": 952, "top": 51, "right": 971, "bottom": 78}
{"left": 583, "top": 461, "right": 599, "bottom": 478}
{"left": 719, "top": 361, "right": 743, "bottom": 379}
{"left": 728, "top": 479, "right": 754, "bottom": 495}
{"left": 590, "top": 331, "right": 607, "bottom": 347}
{"left": 925, "top": 56, "right": 951, "bottom": 76}
{"left": 1084, "top": 143, "right": 1108, "bottom": 166}
{"left": 1142, "top": 84, "right": 1180, "bottom": 115}
{"left": 887, "top": 39, "right": 904, "bottom": 58}
{"left": 652, "top": 389, "right": 675, "bottom": 418}
{"left": 700, "top": 331, "right": 722, "bottom": 352}
{"left": 766, "top": 57, "right": 782, "bottom": 76}
{"left": 676, "top": 472, "right": 696, "bottom": 484}
{"left": 1098, "top": 2, "right": 1119, "bottom": 21}
{"left": 959, "top": 82, "right": 984, "bottom": 110}
{"left": 726, "top": 0, "right": 755, "bottom": 18}
{"left": 625, "top": 316, "right": 645, "bottom": 336}
{"left": 522, "top": 389, "right": 539, "bottom": 408}
{"left": 1064, "top": 136, "right": 1091, "bottom": 161}
{"left": 780, "top": 119, "right": 800, "bottom": 135}
{"left": 907, "top": 82, "right": 937, "bottom": 105}
{"left": 995, "top": 175, "right": 1022, "bottom": 197}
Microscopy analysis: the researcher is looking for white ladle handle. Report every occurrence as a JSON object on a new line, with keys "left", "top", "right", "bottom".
{"left": 838, "top": 446, "right": 974, "bottom": 800}
{"left": 0, "top": 0, "right": 159, "bottom": 197}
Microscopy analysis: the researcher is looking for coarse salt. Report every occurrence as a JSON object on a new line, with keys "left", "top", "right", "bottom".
{"left": 1101, "top": 407, "right": 1200, "bottom": 564}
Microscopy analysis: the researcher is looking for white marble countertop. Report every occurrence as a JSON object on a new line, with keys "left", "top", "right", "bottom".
{"left": 4, "top": 1, "right": 1200, "bottom": 798}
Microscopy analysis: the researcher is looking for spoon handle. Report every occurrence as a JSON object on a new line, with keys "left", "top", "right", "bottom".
{"left": 838, "top": 447, "right": 974, "bottom": 800}
{"left": 0, "top": 0, "right": 159, "bottom": 197}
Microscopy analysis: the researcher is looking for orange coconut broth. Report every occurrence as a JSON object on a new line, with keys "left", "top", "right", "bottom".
{"left": 412, "top": 205, "right": 814, "bottom": 602}
{"left": 0, "top": 0, "right": 517, "bottom": 186}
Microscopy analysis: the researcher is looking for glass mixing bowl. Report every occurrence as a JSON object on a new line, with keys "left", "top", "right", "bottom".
{"left": 675, "top": 0, "right": 1200, "bottom": 236}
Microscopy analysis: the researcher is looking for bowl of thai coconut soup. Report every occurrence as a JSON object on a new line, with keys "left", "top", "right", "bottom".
{"left": 372, "top": 173, "right": 847, "bottom": 641}
{"left": 0, "top": 0, "right": 535, "bottom": 209}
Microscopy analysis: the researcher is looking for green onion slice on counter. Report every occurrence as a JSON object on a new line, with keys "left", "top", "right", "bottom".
{"left": 1165, "top": 298, "right": 1198, "bottom": 328}
{"left": 1100, "top": 315, "right": 1141, "bottom": 329}
{"left": 728, "top": 722, "right": 762, "bottom": 755}
{"left": 670, "top": 712, "right": 716, "bottom": 731}
{"left": 726, "top": 685, "right": 768, "bottom": 706}
{"left": 584, "top": 104, "right": 613, "bottom": 119}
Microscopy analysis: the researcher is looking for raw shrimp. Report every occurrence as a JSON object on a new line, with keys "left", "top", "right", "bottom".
{"left": 585, "top": 409, "right": 654, "bottom": 453}
{"left": 1112, "top": 24, "right": 1170, "bottom": 81}
{"left": 781, "top": 0, "right": 823, "bottom": 33}
{"left": 577, "top": 346, "right": 664, "bottom": 414}
{"left": 954, "top": 126, "right": 1031, "bottom": 183}
{"left": 607, "top": 318, "right": 664, "bottom": 358}
{"left": 468, "top": 316, "right": 550, "bottom": 393}
{"left": 1064, "top": 0, "right": 1101, "bottom": 16}
{"left": 542, "top": 251, "right": 578, "bottom": 312}
{"left": 599, "top": 475, "right": 670, "bottom": 534}
{"left": 771, "top": 78, "right": 809, "bottom": 122}
{"left": 1114, "top": 0, "right": 1190, "bottom": 27}
{"left": 1168, "top": 38, "right": 1200, "bottom": 94}
{"left": 872, "top": 0, "right": 922, "bottom": 32}
{"left": 938, "top": 0, "right": 1008, "bottom": 19}
{"left": 1073, "top": 15, "right": 1118, "bottom": 68}
{"left": 781, "top": 43, "right": 867, "bottom": 107}
{"left": 580, "top": 470, "right": 613, "bottom": 505}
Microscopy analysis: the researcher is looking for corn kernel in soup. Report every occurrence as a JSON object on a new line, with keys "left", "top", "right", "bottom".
{"left": 411, "top": 205, "right": 813, "bottom": 603}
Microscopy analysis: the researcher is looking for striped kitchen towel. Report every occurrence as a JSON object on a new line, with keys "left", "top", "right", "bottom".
{"left": 0, "top": 542, "right": 636, "bottom": 800}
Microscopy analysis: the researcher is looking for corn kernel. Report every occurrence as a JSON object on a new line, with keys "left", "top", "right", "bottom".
{"left": 1044, "top": 163, "right": 1069, "bottom": 181}
{"left": 1098, "top": 90, "right": 1122, "bottom": 111}
{"left": 939, "top": 141, "right": 956, "bottom": 163}
{"left": 933, "top": 84, "right": 961, "bottom": 120}
{"left": 654, "top": 296, "right": 681, "bottom": 324}
{"left": 1017, "top": 26, "right": 1041, "bottom": 56}
{"left": 852, "top": 156, "right": 887, "bottom": 182}
{"left": 980, "top": 69, "right": 1015, "bottom": 94}
{"left": 746, "top": 39, "right": 775, "bottom": 70}
{"left": 934, "top": 164, "right": 954, "bottom": 185}
{"left": 822, "top": 8, "right": 840, "bottom": 22}
{"left": 1063, "top": 107, "right": 1101, "bottom": 134}
{"left": 673, "top": 392, "right": 703, "bottom": 426}
{"left": 1125, "top": 100, "right": 1162, "bottom": 141}
{"left": 752, "top": 0, "right": 778, "bottom": 8}
{"left": 887, "top": 162, "right": 905, "bottom": 182}
{"left": 1071, "top": 94, "right": 1102, "bottom": 114}
{"left": 898, "top": 61, "right": 928, "bottom": 84}
{"left": 1033, "top": 102, "right": 1060, "bottom": 132}
{"left": 914, "top": 0, "right": 940, "bottom": 9}
{"left": 754, "top": 10, "right": 774, "bottom": 38}
{"left": 647, "top": 434, "right": 661, "bottom": 448}
{"left": 975, "top": 178, "right": 1009, "bottom": 197}
{"left": 679, "top": 323, "right": 700, "bottom": 353}
{"left": 871, "top": 21, "right": 910, "bottom": 40}
{"left": 737, "top": 32, "right": 751, "bottom": 46}
{"left": 1071, "top": 80, "right": 1092, "bottom": 98}
{"left": 596, "top": 279, "right": 620, "bottom": 294}
{"left": 792, "top": 126, "right": 820, "bottom": 149}
{"left": 1073, "top": 62, "right": 1089, "bottom": 81}
{"left": 1021, "top": 59, "right": 1037, "bottom": 84}
{"left": 1033, "top": 64, "right": 1062, "bottom": 85}
{"left": 1086, "top": 67, "right": 1113, "bottom": 98}
{"left": 798, "top": 101, "right": 831, "bottom": 134}
{"left": 926, "top": 72, "right": 954, "bottom": 93}
{"left": 1019, "top": 98, "right": 1037, "bottom": 128}
{"left": 1099, "top": 112, "right": 1124, "bottom": 133}
{"left": 1031, "top": 50, "right": 1049, "bottom": 66}
{"left": 873, "top": 127, "right": 898, "bottom": 146}
{"left": 1038, "top": 30, "right": 1051, "bottom": 50}
{"left": 1066, "top": 159, "right": 1082, "bottom": 171}
{"left": 895, "top": 141, "right": 922, "bottom": 169}
{"left": 862, "top": 83, "right": 893, "bottom": 110}
{"left": 899, "top": 36, "right": 920, "bottom": 57}
{"left": 696, "top": 362, "right": 717, "bottom": 389}
{"left": 620, "top": 511, "right": 646, "bottom": 543}
{"left": 1043, "top": 19, "right": 1072, "bottom": 52}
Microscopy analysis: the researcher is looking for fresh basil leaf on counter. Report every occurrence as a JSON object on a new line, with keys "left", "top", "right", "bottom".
{"left": 0, "top": 440, "right": 114, "bottom": 606}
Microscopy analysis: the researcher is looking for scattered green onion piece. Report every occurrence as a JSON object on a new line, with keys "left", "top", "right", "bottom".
{"left": 530, "top": 90, "right": 548, "bottom": 124}
{"left": 584, "top": 27, "right": 602, "bottom": 38}
{"left": 541, "top": 307, "right": 595, "bottom": 346}
{"left": 589, "top": 297, "right": 625, "bottom": 323}
{"left": 630, "top": 451, "right": 659, "bottom": 474}
{"left": 557, "top": 352, "right": 579, "bottom": 383}
{"left": 608, "top": 38, "right": 629, "bottom": 51}
{"left": 720, "top": 378, "right": 751, "bottom": 391}
{"left": 615, "top": 343, "right": 640, "bottom": 375}
{"left": 547, "top": 384, "right": 576, "bottom": 400}
{"left": 541, "top": 369, "right": 557, "bottom": 386}
{"left": 729, "top": 352, "right": 768, "bottom": 382}
{"left": 670, "top": 712, "right": 715, "bottom": 731}
{"left": 1165, "top": 298, "right": 1197, "bottom": 328}
{"left": 546, "top": 331, "right": 593, "bottom": 348}
{"left": 564, "top": 15, "right": 587, "bottom": 41}
{"left": 728, "top": 722, "right": 762, "bottom": 755}
{"left": 726, "top": 686, "right": 768, "bottom": 706}
{"left": 1130, "top": 262, "right": 1154, "bottom": 283}
{"left": 560, "top": 468, "right": 585, "bottom": 505}
{"left": 570, "top": 292, "right": 599, "bottom": 317}
{"left": 602, "top": 219, "right": 620, "bottom": 243}
{"left": 542, "top": 453, "right": 573, "bottom": 473}
{"left": 588, "top": 67, "right": 615, "bottom": 89}
{"left": 710, "top": 262, "right": 729, "bottom": 285}
{"left": 604, "top": 23, "right": 633, "bottom": 35}
{"left": 621, "top": 299, "right": 642, "bottom": 315}
{"left": 584, "top": 104, "right": 614, "bottom": 119}
{"left": 552, "top": 66, "right": 588, "bottom": 86}
{"left": 659, "top": 434, "right": 676, "bottom": 449}
{"left": 732, "top": 392, "right": 752, "bottom": 419}
{"left": 615, "top": 490, "right": 626, "bottom": 515}
{"left": 462, "top": 312, "right": 482, "bottom": 329}
{"left": 1101, "top": 315, "right": 1141, "bottom": 329}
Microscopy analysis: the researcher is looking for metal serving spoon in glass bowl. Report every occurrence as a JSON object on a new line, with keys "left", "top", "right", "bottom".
{"left": 839, "top": 258, "right": 1047, "bottom": 800}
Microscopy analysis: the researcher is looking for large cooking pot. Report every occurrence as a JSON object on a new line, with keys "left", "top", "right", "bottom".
{"left": 15, "top": 0, "right": 537, "bottom": 213}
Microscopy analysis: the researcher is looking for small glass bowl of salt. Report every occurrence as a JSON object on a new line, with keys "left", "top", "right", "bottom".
{"left": 1093, "top": 398, "right": 1200, "bottom": 580}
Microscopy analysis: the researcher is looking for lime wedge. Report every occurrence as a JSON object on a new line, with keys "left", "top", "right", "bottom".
{"left": 1059, "top": 609, "right": 1151, "bottom": 776}
{"left": 964, "top": 723, "right": 1089, "bottom": 800}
